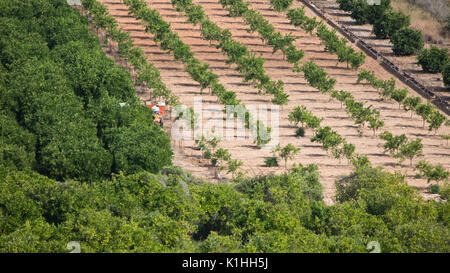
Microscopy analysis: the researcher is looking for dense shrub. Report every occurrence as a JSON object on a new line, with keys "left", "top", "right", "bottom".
{"left": 0, "top": 0, "right": 172, "bottom": 180}
{"left": 429, "top": 184, "right": 440, "bottom": 194}
{"left": 364, "top": 0, "right": 392, "bottom": 25}
{"left": 443, "top": 63, "right": 450, "bottom": 87}
{"left": 373, "top": 10, "right": 410, "bottom": 39}
{"left": 109, "top": 121, "right": 172, "bottom": 175}
{"left": 390, "top": 28, "right": 424, "bottom": 56}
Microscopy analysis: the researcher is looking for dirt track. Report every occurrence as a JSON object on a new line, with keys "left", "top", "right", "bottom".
{"left": 99, "top": 0, "right": 449, "bottom": 204}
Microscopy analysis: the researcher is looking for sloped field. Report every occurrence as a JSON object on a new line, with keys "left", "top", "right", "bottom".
{"left": 98, "top": 0, "right": 449, "bottom": 203}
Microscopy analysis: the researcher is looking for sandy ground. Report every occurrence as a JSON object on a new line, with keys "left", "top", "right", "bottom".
{"left": 98, "top": 0, "right": 449, "bottom": 204}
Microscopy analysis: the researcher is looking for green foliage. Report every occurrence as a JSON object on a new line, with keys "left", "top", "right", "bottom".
{"left": 0, "top": 0, "right": 173, "bottom": 180}
{"left": 372, "top": 10, "right": 410, "bottom": 39}
{"left": 368, "top": 110, "right": 384, "bottom": 136}
{"left": 335, "top": 165, "right": 412, "bottom": 213}
{"left": 288, "top": 105, "right": 323, "bottom": 130}
{"left": 296, "top": 61, "right": 336, "bottom": 93}
{"left": 128, "top": 0, "right": 270, "bottom": 144}
{"left": 0, "top": 113, "right": 36, "bottom": 170}
{"left": 427, "top": 109, "right": 446, "bottom": 133}
{"left": 429, "top": 184, "right": 440, "bottom": 194}
{"left": 288, "top": 105, "right": 308, "bottom": 127}
{"left": 311, "top": 126, "right": 345, "bottom": 157}
{"left": 199, "top": 232, "right": 241, "bottom": 252}
{"left": 417, "top": 46, "right": 449, "bottom": 73}
{"left": 337, "top": 0, "right": 391, "bottom": 25}
{"left": 195, "top": 135, "right": 243, "bottom": 178}
{"left": 344, "top": 99, "right": 378, "bottom": 129}
{"left": 390, "top": 88, "right": 407, "bottom": 108}
{"left": 287, "top": 8, "right": 321, "bottom": 35}
{"left": 439, "top": 134, "right": 450, "bottom": 146}
{"left": 0, "top": 168, "right": 200, "bottom": 252}
{"left": 264, "top": 157, "right": 279, "bottom": 167}
{"left": 398, "top": 138, "right": 423, "bottom": 166}
{"left": 336, "top": 0, "right": 356, "bottom": 12}
{"left": 109, "top": 122, "right": 172, "bottom": 175}
{"left": 416, "top": 160, "right": 449, "bottom": 184}
{"left": 1, "top": 0, "right": 448, "bottom": 254}
{"left": 315, "top": 24, "right": 365, "bottom": 69}
{"left": 439, "top": 183, "right": 450, "bottom": 200}
{"left": 1, "top": 161, "right": 448, "bottom": 253}
{"left": 358, "top": 69, "right": 442, "bottom": 130}
{"left": 270, "top": 0, "right": 293, "bottom": 12}
{"left": 415, "top": 102, "right": 434, "bottom": 128}
{"left": 390, "top": 28, "right": 424, "bottom": 56}
{"left": 254, "top": 121, "right": 272, "bottom": 148}
{"left": 443, "top": 63, "right": 450, "bottom": 87}
{"left": 220, "top": 0, "right": 303, "bottom": 66}
{"left": 331, "top": 90, "right": 353, "bottom": 108}
{"left": 379, "top": 131, "right": 407, "bottom": 156}
{"left": 272, "top": 144, "right": 300, "bottom": 169}
{"left": 296, "top": 127, "right": 305, "bottom": 137}
{"left": 403, "top": 96, "right": 421, "bottom": 114}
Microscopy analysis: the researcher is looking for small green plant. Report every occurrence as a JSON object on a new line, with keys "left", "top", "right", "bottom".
{"left": 417, "top": 46, "right": 449, "bottom": 73}
{"left": 390, "top": 28, "right": 424, "bottom": 56}
{"left": 416, "top": 160, "right": 449, "bottom": 185}
{"left": 439, "top": 134, "right": 450, "bottom": 145}
{"left": 296, "top": 127, "right": 305, "bottom": 137}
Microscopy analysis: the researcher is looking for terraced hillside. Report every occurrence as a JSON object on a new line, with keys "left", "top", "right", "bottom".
{"left": 97, "top": 0, "right": 449, "bottom": 204}
{"left": 310, "top": 0, "right": 449, "bottom": 105}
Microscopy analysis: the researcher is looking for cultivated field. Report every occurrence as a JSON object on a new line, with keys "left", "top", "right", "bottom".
{"left": 312, "top": 0, "right": 450, "bottom": 104}
{"left": 99, "top": 0, "right": 449, "bottom": 204}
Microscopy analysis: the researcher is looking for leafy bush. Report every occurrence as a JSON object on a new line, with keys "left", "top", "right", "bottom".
{"left": 296, "top": 127, "right": 305, "bottom": 137}
{"left": 417, "top": 46, "right": 449, "bottom": 73}
{"left": 127, "top": 0, "right": 271, "bottom": 141}
{"left": 443, "top": 62, "right": 450, "bottom": 87}
{"left": 264, "top": 157, "right": 279, "bottom": 167}
{"left": 390, "top": 28, "right": 424, "bottom": 56}
{"left": 416, "top": 160, "right": 449, "bottom": 184}
{"left": 1, "top": 0, "right": 449, "bottom": 254}
{"left": 429, "top": 184, "right": 440, "bottom": 194}
{"left": 439, "top": 183, "right": 450, "bottom": 200}
{"left": 277, "top": 144, "right": 300, "bottom": 169}
{"left": 372, "top": 10, "right": 410, "bottom": 39}
{"left": 0, "top": 0, "right": 174, "bottom": 180}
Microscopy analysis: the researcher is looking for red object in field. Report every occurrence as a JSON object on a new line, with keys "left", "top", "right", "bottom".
{"left": 147, "top": 104, "right": 165, "bottom": 115}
